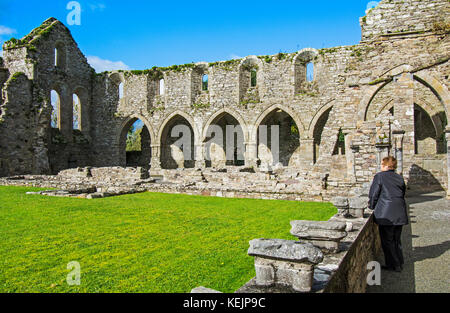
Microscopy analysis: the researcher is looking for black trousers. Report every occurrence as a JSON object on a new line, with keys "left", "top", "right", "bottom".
{"left": 378, "top": 225, "right": 404, "bottom": 268}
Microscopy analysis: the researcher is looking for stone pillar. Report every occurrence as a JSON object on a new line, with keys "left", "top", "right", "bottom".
{"left": 375, "top": 143, "right": 391, "bottom": 172}
{"left": 392, "top": 130, "right": 405, "bottom": 176}
{"left": 60, "top": 91, "right": 73, "bottom": 143}
{"left": 150, "top": 144, "right": 161, "bottom": 170}
{"left": 446, "top": 127, "right": 450, "bottom": 199}
{"left": 393, "top": 73, "right": 415, "bottom": 181}
{"left": 299, "top": 138, "right": 314, "bottom": 167}
{"left": 245, "top": 141, "right": 258, "bottom": 169}
{"left": 331, "top": 197, "right": 349, "bottom": 217}
{"left": 195, "top": 143, "right": 206, "bottom": 169}
{"left": 343, "top": 128, "right": 356, "bottom": 181}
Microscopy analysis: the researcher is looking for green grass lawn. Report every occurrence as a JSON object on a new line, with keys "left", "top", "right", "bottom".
{"left": 0, "top": 186, "right": 337, "bottom": 293}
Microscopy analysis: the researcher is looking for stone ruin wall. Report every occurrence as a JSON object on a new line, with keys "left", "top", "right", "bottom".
{"left": 0, "top": 0, "right": 449, "bottom": 199}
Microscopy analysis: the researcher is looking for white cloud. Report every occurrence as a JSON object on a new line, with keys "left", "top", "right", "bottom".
{"left": 89, "top": 2, "right": 106, "bottom": 12}
{"left": 0, "top": 25, "right": 16, "bottom": 36}
{"left": 87, "top": 55, "right": 130, "bottom": 73}
{"left": 0, "top": 25, "right": 17, "bottom": 57}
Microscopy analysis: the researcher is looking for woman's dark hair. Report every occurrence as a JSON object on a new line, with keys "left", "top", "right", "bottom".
{"left": 382, "top": 156, "right": 398, "bottom": 170}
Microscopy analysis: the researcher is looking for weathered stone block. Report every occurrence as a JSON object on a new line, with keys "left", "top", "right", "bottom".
{"left": 248, "top": 239, "right": 323, "bottom": 292}
{"left": 290, "top": 221, "right": 347, "bottom": 253}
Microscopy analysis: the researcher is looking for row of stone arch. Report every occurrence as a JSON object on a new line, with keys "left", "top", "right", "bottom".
{"left": 118, "top": 104, "right": 330, "bottom": 169}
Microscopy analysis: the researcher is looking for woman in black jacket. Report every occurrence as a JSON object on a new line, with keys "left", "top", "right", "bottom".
{"left": 369, "top": 156, "right": 409, "bottom": 272}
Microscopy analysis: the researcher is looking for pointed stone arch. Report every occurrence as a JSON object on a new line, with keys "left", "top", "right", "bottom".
{"left": 158, "top": 110, "right": 197, "bottom": 169}
{"left": 251, "top": 104, "right": 306, "bottom": 142}
{"left": 117, "top": 114, "right": 155, "bottom": 167}
{"left": 307, "top": 100, "right": 335, "bottom": 139}
{"left": 202, "top": 108, "right": 248, "bottom": 168}
{"left": 157, "top": 110, "right": 198, "bottom": 145}
{"left": 252, "top": 104, "right": 304, "bottom": 167}
{"left": 202, "top": 108, "right": 249, "bottom": 143}
{"left": 413, "top": 72, "right": 450, "bottom": 121}
{"left": 117, "top": 114, "right": 156, "bottom": 146}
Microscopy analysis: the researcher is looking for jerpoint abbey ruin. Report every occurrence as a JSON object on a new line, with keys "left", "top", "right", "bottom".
{"left": 0, "top": 0, "right": 449, "bottom": 294}
{"left": 1, "top": 0, "right": 449, "bottom": 201}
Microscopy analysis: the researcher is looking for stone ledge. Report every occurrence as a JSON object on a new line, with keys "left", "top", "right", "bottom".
{"left": 248, "top": 239, "right": 324, "bottom": 264}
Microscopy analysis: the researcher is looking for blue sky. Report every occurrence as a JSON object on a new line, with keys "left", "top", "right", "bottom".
{"left": 0, "top": 0, "right": 379, "bottom": 72}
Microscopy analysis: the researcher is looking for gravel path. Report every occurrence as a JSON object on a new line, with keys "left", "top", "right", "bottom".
{"left": 367, "top": 191, "right": 450, "bottom": 293}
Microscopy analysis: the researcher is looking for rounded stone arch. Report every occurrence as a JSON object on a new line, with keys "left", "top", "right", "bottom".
{"left": 202, "top": 108, "right": 249, "bottom": 143}
{"left": 49, "top": 82, "right": 67, "bottom": 130}
{"left": 157, "top": 110, "right": 199, "bottom": 145}
{"left": 117, "top": 114, "right": 156, "bottom": 147}
{"left": 54, "top": 40, "right": 67, "bottom": 69}
{"left": 293, "top": 48, "right": 319, "bottom": 64}
{"left": 108, "top": 72, "right": 125, "bottom": 102}
{"left": 307, "top": 100, "right": 335, "bottom": 139}
{"left": 239, "top": 55, "right": 264, "bottom": 71}
{"left": 250, "top": 104, "right": 306, "bottom": 142}
{"left": 72, "top": 85, "right": 89, "bottom": 132}
{"left": 239, "top": 56, "right": 264, "bottom": 89}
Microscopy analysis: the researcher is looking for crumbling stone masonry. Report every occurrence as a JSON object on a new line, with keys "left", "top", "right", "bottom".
{"left": 0, "top": 0, "right": 449, "bottom": 199}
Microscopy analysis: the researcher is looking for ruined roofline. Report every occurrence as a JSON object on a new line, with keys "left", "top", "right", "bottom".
{"left": 94, "top": 45, "right": 360, "bottom": 77}
{"left": 2, "top": 17, "right": 72, "bottom": 51}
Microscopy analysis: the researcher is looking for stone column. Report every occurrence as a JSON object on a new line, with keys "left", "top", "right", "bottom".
{"left": 446, "top": 127, "right": 450, "bottom": 199}
{"left": 60, "top": 91, "right": 73, "bottom": 143}
{"left": 393, "top": 73, "right": 415, "bottom": 181}
{"left": 343, "top": 128, "right": 356, "bottom": 181}
{"left": 150, "top": 144, "right": 161, "bottom": 170}
{"left": 195, "top": 143, "right": 206, "bottom": 169}
{"left": 245, "top": 141, "right": 258, "bottom": 169}
{"left": 392, "top": 130, "right": 405, "bottom": 176}
{"left": 299, "top": 138, "right": 314, "bottom": 167}
{"left": 375, "top": 143, "right": 391, "bottom": 172}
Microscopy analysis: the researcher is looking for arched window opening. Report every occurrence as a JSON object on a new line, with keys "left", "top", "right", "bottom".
{"left": 73, "top": 94, "right": 80, "bottom": 130}
{"left": 54, "top": 48, "right": 58, "bottom": 67}
{"left": 251, "top": 69, "right": 257, "bottom": 87}
{"left": 119, "top": 82, "right": 124, "bottom": 100}
{"left": 202, "top": 74, "right": 209, "bottom": 91}
{"left": 294, "top": 49, "right": 318, "bottom": 94}
{"left": 159, "top": 79, "right": 165, "bottom": 96}
{"left": 306, "top": 62, "right": 314, "bottom": 82}
{"left": 50, "top": 90, "right": 60, "bottom": 129}
{"left": 54, "top": 42, "right": 66, "bottom": 69}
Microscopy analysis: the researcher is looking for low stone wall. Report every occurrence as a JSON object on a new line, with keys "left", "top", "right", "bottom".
{"left": 322, "top": 215, "right": 382, "bottom": 293}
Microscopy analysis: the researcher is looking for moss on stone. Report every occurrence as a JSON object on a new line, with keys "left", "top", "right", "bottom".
{"left": 4, "top": 18, "right": 63, "bottom": 51}
{"left": 8, "top": 72, "right": 26, "bottom": 83}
